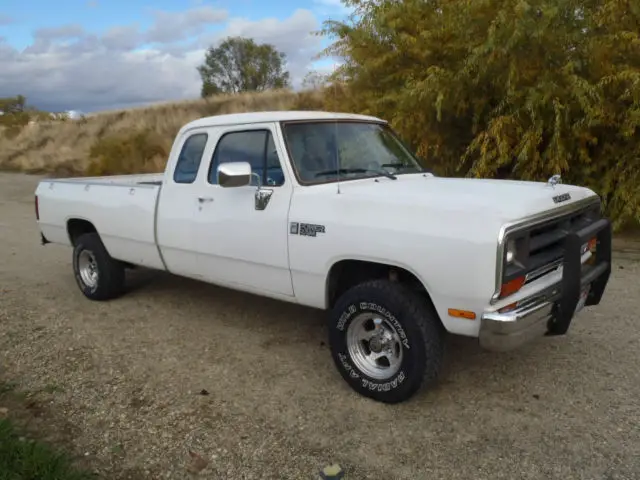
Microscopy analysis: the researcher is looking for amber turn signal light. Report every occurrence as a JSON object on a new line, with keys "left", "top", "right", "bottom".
{"left": 447, "top": 308, "right": 476, "bottom": 320}
{"left": 500, "top": 276, "right": 526, "bottom": 298}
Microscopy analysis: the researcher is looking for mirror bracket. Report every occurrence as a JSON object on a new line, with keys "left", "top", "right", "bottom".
{"left": 250, "top": 172, "right": 262, "bottom": 188}
{"left": 255, "top": 187, "right": 273, "bottom": 211}
{"left": 250, "top": 172, "right": 273, "bottom": 210}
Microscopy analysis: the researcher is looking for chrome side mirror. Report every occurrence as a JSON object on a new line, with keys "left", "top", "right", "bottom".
{"left": 216, "top": 161, "right": 274, "bottom": 210}
{"left": 217, "top": 162, "right": 252, "bottom": 188}
{"left": 249, "top": 172, "right": 274, "bottom": 211}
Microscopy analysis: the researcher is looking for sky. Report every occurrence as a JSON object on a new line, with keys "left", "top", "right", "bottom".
{"left": 0, "top": 0, "right": 352, "bottom": 113}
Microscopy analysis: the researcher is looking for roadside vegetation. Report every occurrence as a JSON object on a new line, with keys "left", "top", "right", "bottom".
{"left": 0, "top": 419, "right": 92, "bottom": 480}
{"left": 0, "top": 0, "right": 637, "bottom": 233}
{"left": 0, "top": 382, "right": 93, "bottom": 480}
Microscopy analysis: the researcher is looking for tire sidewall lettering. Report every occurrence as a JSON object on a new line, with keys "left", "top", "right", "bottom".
{"left": 336, "top": 304, "right": 356, "bottom": 331}
{"left": 361, "top": 370, "right": 405, "bottom": 392}
{"left": 337, "top": 352, "right": 361, "bottom": 380}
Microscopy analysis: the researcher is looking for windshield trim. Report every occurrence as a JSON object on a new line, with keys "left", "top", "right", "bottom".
{"left": 278, "top": 119, "right": 426, "bottom": 187}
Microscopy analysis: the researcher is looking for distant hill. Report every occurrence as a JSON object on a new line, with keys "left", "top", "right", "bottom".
{"left": 0, "top": 89, "right": 324, "bottom": 177}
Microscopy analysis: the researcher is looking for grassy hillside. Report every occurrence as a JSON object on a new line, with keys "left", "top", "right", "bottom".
{"left": 0, "top": 89, "right": 324, "bottom": 177}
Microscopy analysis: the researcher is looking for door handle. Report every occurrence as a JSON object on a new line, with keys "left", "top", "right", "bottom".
{"left": 197, "top": 196, "right": 214, "bottom": 203}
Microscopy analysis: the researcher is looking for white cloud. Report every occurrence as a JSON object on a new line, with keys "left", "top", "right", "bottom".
{"left": 101, "top": 25, "right": 141, "bottom": 51}
{"left": 145, "top": 6, "right": 228, "bottom": 43}
{"left": 200, "top": 9, "right": 322, "bottom": 87}
{"left": 0, "top": 7, "right": 328, "bottom": 112}
{"left": 34, "top": 24, "right": 86, "bottom": 40}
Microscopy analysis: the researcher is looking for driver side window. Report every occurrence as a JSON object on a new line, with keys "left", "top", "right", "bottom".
{"left": 208, "top": 129, "right": 285, "bottom": 186}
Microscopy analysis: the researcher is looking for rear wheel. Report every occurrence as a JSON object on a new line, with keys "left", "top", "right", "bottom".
{"left": 327, "top": 279, "right": 444, "bottom": 403}
{"left": 72, "top": 232, "right": 125, "bottom": 301}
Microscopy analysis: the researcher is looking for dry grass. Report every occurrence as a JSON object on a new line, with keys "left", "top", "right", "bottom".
{"left": 0, "top": 89, "right": 326, "bottom": 177}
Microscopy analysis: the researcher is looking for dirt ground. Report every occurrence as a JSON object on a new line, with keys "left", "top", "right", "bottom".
{"left": 1, "top": 172, "right": 639, "bottom": 479}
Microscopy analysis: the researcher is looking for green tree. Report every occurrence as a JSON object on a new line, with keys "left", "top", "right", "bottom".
{"left": 321, "top": 0, "right": 640, "bottom": 230}
{"left": 0, "top": 95, "right": 31, "bottom": 135}
{"left": 302, "top": 70, "right": 329, "bottom": 90}
{"left": 197, "top": 36, "right": 291, "bottom": 97}
{"left": 0, "top": 95, "right": 26, "bottom": 115}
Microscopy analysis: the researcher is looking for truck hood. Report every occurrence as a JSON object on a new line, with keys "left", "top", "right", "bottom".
{"left": 334, "top": 174, "right": 598, "bottom": 223}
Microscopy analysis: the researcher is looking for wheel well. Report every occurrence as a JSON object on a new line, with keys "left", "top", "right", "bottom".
{"left": 67, "top": 219, "right": 97, "bottom": 246}
{"left": 326, "top": 260, "right": 433, "bottom": 309}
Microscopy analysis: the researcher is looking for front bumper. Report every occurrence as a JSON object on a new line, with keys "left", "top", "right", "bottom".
{"left": 479, "top": 217, "right": 612, "bottom": 352}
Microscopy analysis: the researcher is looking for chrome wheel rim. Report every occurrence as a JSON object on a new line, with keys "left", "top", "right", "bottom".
{"left": 78, "top": 250, "right": 99, "bottom": 288}
{"left": 346, "top": 312, "right": 404, "bottom": 380}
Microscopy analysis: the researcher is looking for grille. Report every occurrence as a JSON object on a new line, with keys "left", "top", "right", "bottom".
{"left": 503, "top": 201, "right": 602, "bottom": 286}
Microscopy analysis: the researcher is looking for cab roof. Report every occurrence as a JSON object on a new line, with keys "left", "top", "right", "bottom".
{"left": 181, "top": 110, "right": 386, "bottom": 132}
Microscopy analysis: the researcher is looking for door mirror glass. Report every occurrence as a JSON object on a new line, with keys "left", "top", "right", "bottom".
{"left": 217, "top": 161, "right": 252, "bottom": 188}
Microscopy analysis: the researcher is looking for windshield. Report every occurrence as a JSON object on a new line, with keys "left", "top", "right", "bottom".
{"left": 281, "top": 121, "right": 425, "bottom": 184}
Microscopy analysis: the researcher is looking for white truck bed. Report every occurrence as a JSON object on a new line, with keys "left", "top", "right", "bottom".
{"left": 36, "top": 173, "right": 166, "bottom": 270}
{"left": 52, "top": 173, "right": 165, "bottom": 186}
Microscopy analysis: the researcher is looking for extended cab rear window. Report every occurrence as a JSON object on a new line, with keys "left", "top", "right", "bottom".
{"left": 173, "top": 133, "right": 208, "bottom": 184}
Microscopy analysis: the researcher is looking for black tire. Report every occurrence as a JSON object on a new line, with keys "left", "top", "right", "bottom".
{"left": 72, "top": 232, "right": 125, "bottom": 301}
{"left": 328, "top": 279, "right": 445, "bottom": 403}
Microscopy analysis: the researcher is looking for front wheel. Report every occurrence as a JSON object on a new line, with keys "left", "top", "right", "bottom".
{"left": 328, "top": 279, "right": 444, "bottom": 403}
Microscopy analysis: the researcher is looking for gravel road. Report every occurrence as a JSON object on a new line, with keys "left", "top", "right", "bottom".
{"left": 1, "top": 172, "right": 639, "bottom": 479}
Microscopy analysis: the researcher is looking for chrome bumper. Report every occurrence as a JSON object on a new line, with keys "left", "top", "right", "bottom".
{"left": 479, "top": 217, "right": 612, "bottom": 352}
{"left": 480, "top": 301, "right": 555, "bottom": 352}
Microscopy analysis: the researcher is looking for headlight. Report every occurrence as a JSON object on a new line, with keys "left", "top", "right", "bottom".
{"left": 504, "top": 237, "right": 526, "bottom": 268}
{"left": 492, "top": 232, "right": 529, "bottom": 304}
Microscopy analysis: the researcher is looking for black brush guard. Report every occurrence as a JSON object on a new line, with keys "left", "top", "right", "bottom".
{"left": 547, "top": 217, "right": 612, "bottom": 336}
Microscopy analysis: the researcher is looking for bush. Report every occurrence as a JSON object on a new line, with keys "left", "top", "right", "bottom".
{"left": 2, "top": 125, "right": 24, "bottom": 140}
{"left": 291, "top": 89, "right": 326, "bottom": 110}
{"left": 322, "top": 0, "right": 640, "bottom": 231}
{"left": 86, "top": 130, "right": 169, "bottom": 176}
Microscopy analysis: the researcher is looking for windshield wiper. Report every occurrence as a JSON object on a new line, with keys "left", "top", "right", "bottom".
{"left": 315, "top": 168, "right": 397, "bottom": 180}
{"left": 381, "top": 163, "right": 425, "bottom": 173}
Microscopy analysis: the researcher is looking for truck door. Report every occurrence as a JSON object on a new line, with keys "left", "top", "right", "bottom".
{"left": 155, "top": 130, "right": 212, "bottom": 279}
{"left": 191, "top": 122, "right": 295, "bottom": 297}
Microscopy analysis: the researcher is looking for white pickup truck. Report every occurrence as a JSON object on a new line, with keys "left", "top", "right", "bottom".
{"left": 34, "top": 110, "right": 612, "bottom": 403}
